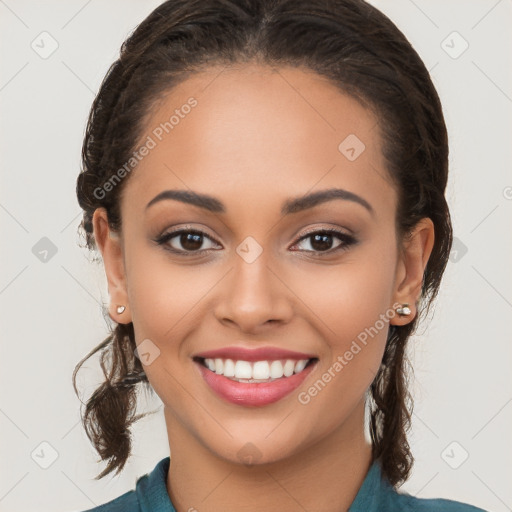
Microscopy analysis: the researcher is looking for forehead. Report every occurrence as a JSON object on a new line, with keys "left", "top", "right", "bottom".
{"left": 122, "top": 63, "right": 396, "bottom": 220}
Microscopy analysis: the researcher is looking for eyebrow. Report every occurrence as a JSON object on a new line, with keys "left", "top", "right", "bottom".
{"left": 145, "top": 188, "right": 374, "bottom": 217}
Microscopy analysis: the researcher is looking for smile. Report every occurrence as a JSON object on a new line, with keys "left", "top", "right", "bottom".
{"left": 201, "top": 357, "right": 312, "bottom": 382}
{"left": 193, "top": 350, "right": 318, "bottom": 406}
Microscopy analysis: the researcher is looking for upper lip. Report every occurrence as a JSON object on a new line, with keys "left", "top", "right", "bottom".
{"left": 193, "top": 346, "right": 317, "bottom": 362}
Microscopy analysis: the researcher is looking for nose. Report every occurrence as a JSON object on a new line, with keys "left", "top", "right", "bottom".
{"left": 214, "top": 250, "right": 294, "bottom": 334}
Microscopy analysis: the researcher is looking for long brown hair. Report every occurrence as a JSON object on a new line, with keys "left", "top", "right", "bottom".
{"left": 74, "top": 0, "right": 452, "bottom": 485}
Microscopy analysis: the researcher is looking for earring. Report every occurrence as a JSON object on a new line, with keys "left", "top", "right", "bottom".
{"left": 396, "top": 303, "right": 411, "bottom": 316}
{"left": 116, "top": 305, "right": 126, "bottom": 314}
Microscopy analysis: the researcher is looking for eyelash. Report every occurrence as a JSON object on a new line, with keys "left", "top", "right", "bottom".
{"left": 154, "top": 227, "right": 357, "bottom": 257}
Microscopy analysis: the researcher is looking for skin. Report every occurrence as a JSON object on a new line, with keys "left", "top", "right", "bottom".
{"left": 92, "top": 63, "right": 434, "bottom": 512}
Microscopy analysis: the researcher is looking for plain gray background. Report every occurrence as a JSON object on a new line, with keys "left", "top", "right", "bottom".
{"left": 1, "top": 1, "right": 511, "bottom": 511}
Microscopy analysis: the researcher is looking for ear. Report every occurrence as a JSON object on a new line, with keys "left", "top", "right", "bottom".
{"left": 390, "top": 217, "right": 435, "bottom": 326}
{"left": 92, "top": 207, "right": 132, "bottom": 324}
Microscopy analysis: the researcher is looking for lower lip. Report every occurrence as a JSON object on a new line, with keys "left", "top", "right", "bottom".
{"left": 196, "top": 360, "right": 317, "bottom": 407}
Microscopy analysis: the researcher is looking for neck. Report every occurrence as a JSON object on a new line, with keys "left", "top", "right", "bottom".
{"left": 164, "top": 398, "right": 373, "bottom": 512}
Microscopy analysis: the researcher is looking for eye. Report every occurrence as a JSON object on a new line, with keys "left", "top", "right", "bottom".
{"left": 291, "top": 228, "right": 356, "bottom": 255}
{"left": 155, "top": 228, "right": 221, "bottom": 255}
{"left": 154, "top": 226, "right": 357, "bottom": 257}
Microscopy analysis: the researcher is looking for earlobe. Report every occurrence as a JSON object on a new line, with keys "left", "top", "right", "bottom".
{"left": 92, "top": 208, "right": 132, "bottom": 324}
{"left": 390, "top": 217, "right": 435, "bottom": 325}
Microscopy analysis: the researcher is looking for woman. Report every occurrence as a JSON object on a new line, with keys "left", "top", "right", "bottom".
{"left": 74, "top": 0, "right": 487, "bottom": 510}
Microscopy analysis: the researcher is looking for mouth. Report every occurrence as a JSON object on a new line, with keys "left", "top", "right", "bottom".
{"left": 194, "top": 356, "right": 317, "bottom": 383}
{"left": 192, "top": 353, "right": 319, "bottom": 407}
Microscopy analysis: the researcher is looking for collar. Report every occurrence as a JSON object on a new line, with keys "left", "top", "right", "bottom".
{"left": 136, "top": 457, "right": 175, "bottom": 512}
{"left": 135, "top": 456, "right": 390, "bottom": 512}
{"left": 348, "top": 458, "right": 396, "bottom": 511}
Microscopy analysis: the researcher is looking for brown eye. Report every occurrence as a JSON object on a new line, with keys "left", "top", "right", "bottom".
{"left": 292, "top": 229, "right": 356, "bottom": 255}
{"left": 156, "top": 229, "right": 221, "bottom": 255}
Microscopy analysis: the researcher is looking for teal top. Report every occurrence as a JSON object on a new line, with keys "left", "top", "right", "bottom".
{"left": 82, "top": 457, "right": 487, "bottom": 511}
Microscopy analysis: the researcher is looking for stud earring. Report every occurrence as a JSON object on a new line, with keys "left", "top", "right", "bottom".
{"left": 116, "top": 305, "right": 126, "bottom": 314}
{"left": 396, "top": 303, "right": 411, "bottom": 316}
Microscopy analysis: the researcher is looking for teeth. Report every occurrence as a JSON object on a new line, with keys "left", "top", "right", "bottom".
{"left": 270, "top": 360, "right": 284, "bottom": 379}
{"left": 294, "top": 359, "right": 308, "bottom": 373}
{"left": 253, "top": 361, "right": 270, "bottom": 380}
{"left": 223, "top": 358, "right": 235, "bottom": 377}
{"left": 234, "top": 360, "right": 252, "bottom": 379}
{"left": 283, "top": 360, "right": 295, "bottom": 377}
{"left": 202, "top": 358, "right": 312, "bottom": 381}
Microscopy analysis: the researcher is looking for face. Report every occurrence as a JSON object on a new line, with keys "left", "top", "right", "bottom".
{"left": 93, "top": 63, "right": 433, "bottom": 466}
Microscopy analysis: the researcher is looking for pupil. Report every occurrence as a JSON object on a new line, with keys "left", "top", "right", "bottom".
{"left": 181, "top": 232, "right": 203, "bottom": 250}
{"left": 311, "top": 233, "right": 332, "bottom": 251}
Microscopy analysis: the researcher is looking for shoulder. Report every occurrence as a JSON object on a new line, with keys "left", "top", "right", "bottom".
{"left": 349, "top": 459, "right": 488, "bottom": 512}
{"left": 381, "top": 484, "right": 488, "bottom": 512}
{"left": 80, "top": 488, "right": 140, "bottom": 512}
{"left": 391, "top": 492, "right": 489, "bottom": 512}
{"left": 77, "top": 457, "right": 173, "bottom": 512}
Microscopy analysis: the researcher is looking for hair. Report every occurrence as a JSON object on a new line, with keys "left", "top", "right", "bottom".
{"left": 74, "top": 0, "right": 452, "bottom": 486}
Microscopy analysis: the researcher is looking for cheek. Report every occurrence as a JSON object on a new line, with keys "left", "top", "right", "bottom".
{"left": 292, "top": 240, "right": 397, "bottom": 347}
{"left": 125, "top": 246, "right": 213, "bottom": 342}
{"left": 296, "top": 238, "right": 397, "bottom": 402}
{"left": 296, "top": 289, "right": 392, "bottom": 435}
